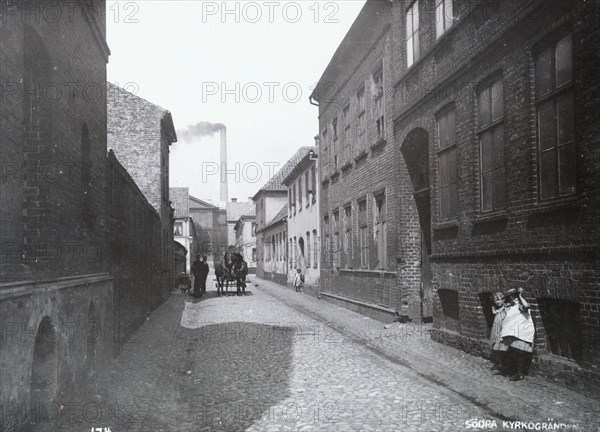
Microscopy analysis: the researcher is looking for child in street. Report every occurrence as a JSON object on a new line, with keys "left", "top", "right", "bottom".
{"left": 500, "top": 287, "right": 535, "bottom": 381}
{"left": 489, "top": 291, "right": 508, "bottom": 374}
{"left": 292, "top": 268, "right": 304, "bottom": 292}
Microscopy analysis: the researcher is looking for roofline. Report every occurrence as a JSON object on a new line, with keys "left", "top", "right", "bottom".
{"left": 282, "top": 153, "right": 315, "bottom": 186}
{"left": 310, "top": 0, "right": 391, "bottom": 102}
{"left": 189, "top": 195, "right": 219, "bottom": 209}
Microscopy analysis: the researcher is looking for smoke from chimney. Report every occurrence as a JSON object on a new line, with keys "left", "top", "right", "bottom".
{"left": 176, "top": 121, "right": 229, "bottom": 204}
{"left": 220, "top": 128, "right": 229, "bottom": 203}
{"left": 177, "top": 121, "right": 225, "bottom": 142}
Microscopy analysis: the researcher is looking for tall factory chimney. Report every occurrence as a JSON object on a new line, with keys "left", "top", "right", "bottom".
{"left": 220, "top": 127, "right": 229, "bottom": 203}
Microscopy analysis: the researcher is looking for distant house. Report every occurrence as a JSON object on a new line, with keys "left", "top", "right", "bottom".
{"left": 282, "top": 147, "right": 320, "bottom": 295}
{"left": 226, "top": 198, "right": 254, "bottom": 246}
{"left": 170, "top": 187, "right": 199, "bottom": 273}
{"left": 234, "top": 206, "right": 257, "bottom": 273}
{"left": 260, "top": 204, "right": 288, "bottom": 286}
{"left": 188, "top": 196, "right": 227, "bottom": 265}
{"left": 253, "top": 147, "right": 315, "bottom": 279}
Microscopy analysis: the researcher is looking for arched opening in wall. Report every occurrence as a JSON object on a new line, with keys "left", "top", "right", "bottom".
{"left": 478, "top": 292, "right": 496, "bottom": 339}
{"left": 401, "top": 128, "right": 432, "bottom": 321}
{"left": 298, "top": 237, "right": 305, "bottom": 269}
{"left": 85, "top": 302, "right": 98, "bottom": 388}
{"left": 437, "top": 289, "right": 459, "bottom": 332}
{"left": 30, "top": 316, "right": 58, "bottom": 425}
{"left": 537, "top": 299, "right": 582, "bottom": 363}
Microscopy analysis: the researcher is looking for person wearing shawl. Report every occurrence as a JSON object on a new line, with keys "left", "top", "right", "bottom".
{"left": 489, "top": 292, "right": 508, "bottom": 374}
{"left": 501, "top": 287, "right": 535, "bottom": 381}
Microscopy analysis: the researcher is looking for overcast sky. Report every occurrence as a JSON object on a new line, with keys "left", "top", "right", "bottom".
{"left": 107, "top": 0, "right": 367, "bottom": 204}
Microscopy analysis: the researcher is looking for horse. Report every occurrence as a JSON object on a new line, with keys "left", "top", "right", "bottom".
{"left": 215, "top": 252, "right": 248, "bottom": 296}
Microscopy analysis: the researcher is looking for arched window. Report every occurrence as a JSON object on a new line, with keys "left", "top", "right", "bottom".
{"left": 306, "top": 232, "right": 311, "bottom": 267}
{"left": 313, "top": 229, "right": 318, "bottom": 268}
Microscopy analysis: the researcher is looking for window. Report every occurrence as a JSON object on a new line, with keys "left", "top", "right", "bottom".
{"left": 435, "top": 0, "right": 453, "bottom": 39}
{"left": 252, "top": 222, "right": 257, "bottom": 236}
{"left": 306, "top": 231, "right": 311, "bottom": 267}
{"left": 478, "top": 78, "right": 505, "bottom": 212}
{"left": 344, "top": 205, "right": 353, "bottom": 268}
{"left": 358, "top": 200, "right": 368, "bottom": 268}
{"left": 288, "top": 187, "right": 293, "bottom": 213}
{"left": 294, "top": 236, "right": 298, "bottom": 267}
{"left": 298, "top": 178, "right": 303, "bottom": 210}
{"left": 298, "top": 237, "right": 305, "bottom": 268}
{"left": 538, "top": 299, "right": 581, "bottom": 362}
{"left": 343, "top": 104, "right": 351, "bottom": 163}
{"left": 323, "top": 215, "right": 330, "bottom": 268}
{"left": 305, "top": 171, "right": 310, "bottom": 205}
{"left": 311, "top": 165, "right": 317, "bottom": 203}
{"left": 252, "top": 248, "right": 257, "bottom": 262}
{"left": 174, "top": 222, "right": 183, "bottom": 236}
{"left": 292, "top": 183, "right": 296, "bottom": 214}
{"left": 535, "top": 34, "right": 575, "bottom": 200}
{"left": 357, "top": 87, "right": 366, "bottom": 152}
{"left": 322, "top": 129, "right": 329, "bottom": 174}
{"left": 289, "top": 237, "right": 294, "bottom": 268}
{"left": 332, "top": 117, "right": 339, "bottom": 170}
{"left": 437, "top": 106, "right": 458, "bottom": 220}
{"left": 333, "top": 210, "right": 340, "bottom": 268}
{"left": 373, "top": 68, "right": 385, "bottom": 142}
{"left": 406, "top": 1, "right": 420, "bottom": 67}
{"left": 375, "top": 193, "right": 387, "bottom": 269}
{"left": 312, "top": 229, "right": 318, "bottom": 268}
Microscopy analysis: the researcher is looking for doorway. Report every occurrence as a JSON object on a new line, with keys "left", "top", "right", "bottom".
{"left": 401, "top": 128, "right": 432, "bottom": 321}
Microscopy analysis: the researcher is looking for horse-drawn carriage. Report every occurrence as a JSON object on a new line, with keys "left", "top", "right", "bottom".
{"left": 215, "top": 251, "right": 249, "bottom": 296}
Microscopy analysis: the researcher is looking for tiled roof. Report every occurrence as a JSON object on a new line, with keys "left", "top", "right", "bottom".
{"left": 226, "top": 201, "right": 254, "bottom": 222}
{"left": 253, "top": 146, "right": 314, "bottom": 199}
{"left": 170, "top": 187, "right": 189, "bottom": 218}
{"left": 244, "top": 206, "right": 256, "bottom": 217}
{"left": 265, "top": 203, "right": 288, "bottom": 229}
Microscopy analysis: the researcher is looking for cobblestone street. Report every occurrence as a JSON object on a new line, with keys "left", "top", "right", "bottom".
{"left": 45, "top": 275, "right": 599, "bottom": 432}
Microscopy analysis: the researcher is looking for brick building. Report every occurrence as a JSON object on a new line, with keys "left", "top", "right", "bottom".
{"left": 107, "top": 82, "right": 177, "bottom": 291}
{"left": 188, "top": 196, "right": 227, "bottom": 266}
{"left": 0, "top": 2, "right": 114, "bottom": 429}
{"left": 311, "top": 0, "right": 421, "bottom": 322}
{"left": 314, "top": 0, "right": 600, "bottom": 390}
{"left": 392, "top": 0, "right": 599, "bottom": 390}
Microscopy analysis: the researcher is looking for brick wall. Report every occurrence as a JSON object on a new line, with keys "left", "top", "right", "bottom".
{"left": 0, "top": 0, "right": 110, "bottom": 282}
{"left": 107, "top": 151, "right": 164, "bottom": 346}
{"left": 316, "top": 1, "right": 423, "bottom": 320}
{"left": 391, "top": 0, "right": 600, "bottom": 386}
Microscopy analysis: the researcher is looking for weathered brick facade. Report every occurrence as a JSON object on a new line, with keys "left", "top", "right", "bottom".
{"left": 313, "top": 0, "right": 425, "bottom": 322}
{"left": 392, "top": 0, "right": 600, "bottom": 390}
{"left": 315, "top": 0, "right": 600, "bottom": 389}
{"left": 1, "top": 0, "right": 110, "bottom": 281}
{"left": 107, "top": 82, "right": 177, "bottom": 292}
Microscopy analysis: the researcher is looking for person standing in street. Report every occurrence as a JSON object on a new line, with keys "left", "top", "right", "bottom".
{"left": 191, "top": 255, "right": 203, "bottom": 298}
{"left": 292, "top": 268, "right": 304, "bottom": 292}
{"left": 199, "top": 256, "right": 209, "bottom": 295}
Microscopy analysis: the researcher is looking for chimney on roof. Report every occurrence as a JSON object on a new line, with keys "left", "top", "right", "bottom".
{"left": 231, "top": 198, "right": 237, "bottom": 202}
